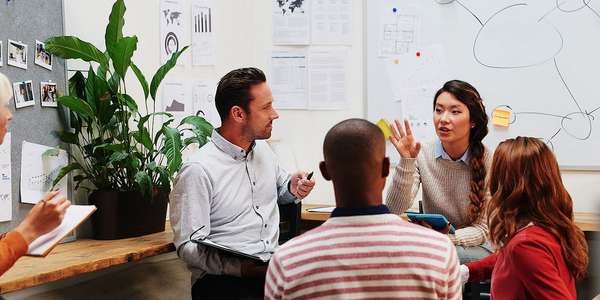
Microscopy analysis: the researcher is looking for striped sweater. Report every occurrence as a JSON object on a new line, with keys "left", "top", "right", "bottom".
{"left": 265, "top": 213, "right": 461, "bottom": 300}
{"left": 385, "top": 143, "right": 492, "bottom": 246}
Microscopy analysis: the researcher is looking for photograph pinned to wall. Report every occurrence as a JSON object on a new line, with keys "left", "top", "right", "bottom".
{"left": 34, "top": 40, "right": 52, "bottom": 71}
{"left": 40, "top": 81, "right": 58, "bottom": 107}
{"left": 12, "top": 80, "right": 35, "bottom": 108}
{"left": 7, "top": 40, "right": 28, "bottom": 69}
{"left": 160, "top": 0, "right": 186, "bottom": 64}
{"left": 0, "top": 41, "right": 3, "bottom": 67}
{"left": 20, "top": 141, "right": 68, "bottom": 205}
{"left": 192, "top": 80, "right": 220, "bottom": 127}
{"left": 0, "top": 133, "right": 11, "bottom": 222}
{"left": 191, "top": 0, "right": 216, "bottom": 66}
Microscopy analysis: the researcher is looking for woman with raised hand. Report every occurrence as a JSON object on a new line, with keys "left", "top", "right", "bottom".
{"left": 386, "top": 80, "right": 492, "bottom": 263}
{"left": 0, "top": 72, "right": 70, "bottom": 276}
{"left": 462, "top": 137, "right": 588, "bottom": 299}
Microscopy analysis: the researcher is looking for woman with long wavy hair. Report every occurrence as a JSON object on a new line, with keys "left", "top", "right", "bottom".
{"left": 462, "top": 136, "right": 588, "bottom": 299}
{"left": 386, "top": 80, "right": 492, "bottom": 263}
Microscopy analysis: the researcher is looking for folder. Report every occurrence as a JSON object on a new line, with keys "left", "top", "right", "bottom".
{"left": 193, "top": 239, "right": 271, "bottom": 263}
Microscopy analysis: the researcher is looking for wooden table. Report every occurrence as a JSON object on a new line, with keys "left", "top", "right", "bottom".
{"left": 302, "top": 204, "right": 600, "bottom": 232}
{"left": 0, "top": 223, "right": 175, "bottom": 294}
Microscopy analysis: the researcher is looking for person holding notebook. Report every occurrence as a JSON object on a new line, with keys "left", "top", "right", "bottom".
{"left": 0, "top": 72, "right": 70, "bottom": 276}
{"left": 265, "top": 119, "right": 461, "bottom": 299}
{"left": 169, "top": 67, "right": 315, "bottom": 300}
{"left": 386, "top": 80, "right": 492, "bottom": 263}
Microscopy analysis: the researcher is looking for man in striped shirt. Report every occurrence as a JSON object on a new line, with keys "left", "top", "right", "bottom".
{"left": 265, "top": 119, "right": 461, "bottom": 299}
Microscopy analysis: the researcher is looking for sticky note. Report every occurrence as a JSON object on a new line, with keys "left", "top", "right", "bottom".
{"left": 376, "top": 119, "right": 393, "bottom": 139}
{"left": 492, "top": 107, "right": 512, "bottom": 127}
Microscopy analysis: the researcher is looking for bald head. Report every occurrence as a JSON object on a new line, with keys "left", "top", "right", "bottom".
{"left": 320, "top": 119, "right": 389, "bottom": 207}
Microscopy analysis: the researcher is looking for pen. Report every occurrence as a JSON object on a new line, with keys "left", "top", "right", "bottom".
{"left": 306, "top": 171, "right": 314, "bottom": 180}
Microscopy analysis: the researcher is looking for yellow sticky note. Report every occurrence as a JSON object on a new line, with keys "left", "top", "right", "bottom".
{"left": 492, "top": 107, "right": 512, "bottom": 127}
{"left": 376, "top": 119, "right": 392, "bottom": 139}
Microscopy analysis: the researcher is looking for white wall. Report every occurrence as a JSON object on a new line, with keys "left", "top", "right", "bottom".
{"left": 63, "top": 0, "right": 599, "bottom": 212}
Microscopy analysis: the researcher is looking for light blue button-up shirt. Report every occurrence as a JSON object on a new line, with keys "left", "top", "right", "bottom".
{"left": 169, "top": 129, "right": 296, "bottom": 283}
{"left": 434, "top": 139, "right": 470, "bottom": 164}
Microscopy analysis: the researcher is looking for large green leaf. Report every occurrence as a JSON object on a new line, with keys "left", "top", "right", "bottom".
{"left": 84, "top": 66, "right": 98, "bottom": 114}
{"left": 58, "top": 96, "right": 94, "bottom": 119}
{"left": 134, "top": 171, "right": 153, "bottom": 199}
{"left": 109, "top": 36, "right": 138, "bottom": 79}
{"left": 68, "top": 71, "right": 86, "bottom": 99}
{"left": 105, "top": 0, "right": 126, "bottom": 52}
{"left": 45, "top": 36, "right": 108, "bottom": 66}
{"left": 179, "top": 115, "right": 213, "bottom": 137}
{"left": 131, "top": 63, "right": 149, "bottom": 100}
{"left": 108, "top": 151, "right": 128, "bottom": 164}
{"left": 149, "top": 45, "right": 189, "bottom": 100}
{"left": 52, "top": 163, "right": 82, "bottom": 189}
{"left": 117, "top": 94, "right": 138, "bottom": 112}
{"left": 131, "top": 128, "right": 153, "bottom": 151}
{"left": 93, "top": 143, "right": 125, "bottom": 153}
{"left": 161, "top": 126, "right": 183, "bottom": 176}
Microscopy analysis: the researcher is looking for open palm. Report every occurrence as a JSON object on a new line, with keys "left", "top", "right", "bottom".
{"left": 390, "top": 119, "right": 421, "bottom": 158}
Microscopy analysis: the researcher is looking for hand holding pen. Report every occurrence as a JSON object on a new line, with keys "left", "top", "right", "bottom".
{"left": 290, "top": 171, "right": 316, "bottom": 199}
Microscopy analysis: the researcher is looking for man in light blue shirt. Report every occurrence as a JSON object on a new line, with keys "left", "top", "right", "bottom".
{"left": 170, "top": 67, "right": 315, "bottom": 300}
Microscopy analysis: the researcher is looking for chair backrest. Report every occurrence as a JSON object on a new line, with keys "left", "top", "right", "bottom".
{"left": 278, "top": 202, "right": 301, "bottom": 244}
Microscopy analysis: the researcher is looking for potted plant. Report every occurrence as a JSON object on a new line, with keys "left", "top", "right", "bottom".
{"left": 46, "top": 0, "right": 213, "bottom": 239}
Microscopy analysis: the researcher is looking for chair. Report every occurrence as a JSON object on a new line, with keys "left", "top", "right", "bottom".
{"left": 278, "top": 201, "right": 301, "bottom": 244}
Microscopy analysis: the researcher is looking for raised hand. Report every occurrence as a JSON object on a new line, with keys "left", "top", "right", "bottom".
{"left": 389, "top": 119, "right": 421, "bottom": 159}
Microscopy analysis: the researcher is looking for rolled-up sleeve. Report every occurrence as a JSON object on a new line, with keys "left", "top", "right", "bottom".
{"left": 169, "top": 163, "right": 242, "bottom": 278}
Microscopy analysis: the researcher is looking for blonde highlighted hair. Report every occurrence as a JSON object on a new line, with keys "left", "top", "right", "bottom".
{"left": 0, "top": 73, "right": 13, "bottom": 106}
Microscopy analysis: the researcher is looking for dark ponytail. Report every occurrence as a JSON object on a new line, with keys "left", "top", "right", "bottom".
{"left": 434, "top": 80, "right": 489, "bottom": 224}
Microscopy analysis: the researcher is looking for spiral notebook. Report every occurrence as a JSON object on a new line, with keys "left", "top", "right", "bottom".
{"left": 26, "top": 205, "right": 96, "bottom": 257}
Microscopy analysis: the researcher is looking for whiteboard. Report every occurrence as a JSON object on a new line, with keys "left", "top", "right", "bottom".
{"left": 366, "top": 0, "right": 600, "bottom": 169}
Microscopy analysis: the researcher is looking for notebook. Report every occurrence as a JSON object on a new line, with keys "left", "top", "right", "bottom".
{"left": 26, "top": 205, "right": 97, "bottom": 256}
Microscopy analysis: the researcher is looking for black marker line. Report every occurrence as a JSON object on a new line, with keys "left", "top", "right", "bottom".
{"left": 456, "top": 0, "right": 483, "bottom": 26}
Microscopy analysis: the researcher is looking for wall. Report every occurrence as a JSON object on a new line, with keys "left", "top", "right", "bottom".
{"left": 62, "top": 0, "right": 598, "bottom": 213}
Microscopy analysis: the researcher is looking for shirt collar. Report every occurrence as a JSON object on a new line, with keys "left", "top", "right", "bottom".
{"left": 434, "top": 139, "right": 470, "bottom": 164}
{"left": 211, "top": 128, "right": 255, "bottom": 161}
{"left": 331, "top": 204, "right": 391, "bottom": 217}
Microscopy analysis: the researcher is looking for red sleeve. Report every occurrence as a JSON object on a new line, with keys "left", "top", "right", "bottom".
{"left": 510, "top": 239, "right": 574, "bottom": 300}
{"left": 0, "top": 231, "right": 28, "bottom": 276}
{"left": 465, "top": 252, "right": 497, "bottom": 282}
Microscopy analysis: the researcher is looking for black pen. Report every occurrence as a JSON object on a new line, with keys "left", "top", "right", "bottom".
{"left": 306, "top": 171, "right": 314, "bottom": 180}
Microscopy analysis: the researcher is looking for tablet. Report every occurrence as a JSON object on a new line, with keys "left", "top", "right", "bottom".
{"left": 406, "top": 213, "right": 456, "bottom": 234}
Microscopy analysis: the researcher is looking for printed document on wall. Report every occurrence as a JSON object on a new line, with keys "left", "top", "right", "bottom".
{"left": 385, "top": 44, "right": 449, "bottom": 141}
{"left": 378, "top": 4, "right": 421, "bottom": 57}
{"left": 160, "top": 0, "right": 186, "bottom": 64}
{"left": 0, "top": 133, "right": 11, "bottom": 222}
{"left": 311, "top": 0, "right": 352, "bottom": 44}
{"left": 192, "top": 80, "right": 220, "bottom": 128}
{"left": 308, "top": 47, "right": 348, "bottom": 110}
{"left": 272, "top": 0, "right": 310, "bottom": 45}
{"left": 162, "top": 80, "right": 191, "bottom": 126}
{"left": 191, "top": 0, "right": 215, "bottom": 66}
{"left": 20, "top": 141, "right": 68, "bottom": 205}
{"left": 270, "top": 47, "right": 308, "bottom": 109}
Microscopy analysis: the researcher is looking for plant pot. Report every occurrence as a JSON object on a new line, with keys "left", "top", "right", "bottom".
{"left": 88, "top": 189, "right": 169, "bottom": 240}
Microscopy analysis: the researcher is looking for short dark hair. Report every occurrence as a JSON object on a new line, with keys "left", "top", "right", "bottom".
{"left": 323, "top": 118, "right": 385, "bottom": 180}
{"left": 215, "top": 67, "right": 266, "bottom": 122}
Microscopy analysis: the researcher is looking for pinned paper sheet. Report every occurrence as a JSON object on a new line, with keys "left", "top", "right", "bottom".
{"left": 376, "top": 119, "right": 393, "bottom": 139}
{"left": 492, "top": 107, "right": 512, "bottom": 127}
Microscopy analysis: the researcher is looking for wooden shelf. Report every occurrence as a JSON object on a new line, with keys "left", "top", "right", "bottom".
{"left": 0, "top": 223, "right": 175, "bottom": 294}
